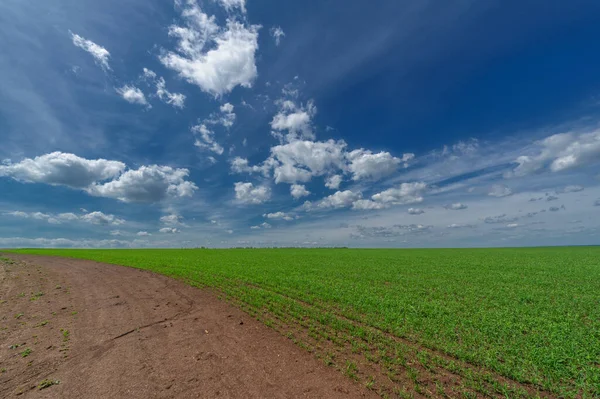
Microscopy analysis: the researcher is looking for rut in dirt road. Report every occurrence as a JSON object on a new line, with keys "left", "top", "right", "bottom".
{"left": 0, "top": 254, "right": 377, "bottom": 398}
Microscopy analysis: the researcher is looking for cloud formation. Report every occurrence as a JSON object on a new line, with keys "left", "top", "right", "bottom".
{"left": 70, "top": 32, "right": 111, "bottom": 71}
{"left": 116, "top": 85, "right": 149, "bottom": 107}
{"left": 160, "top": 1, "right": 259, "bottom": 96}
{"left": 234, "top": 182, "right": 271, "bottom": 204}
{"left": 5, "top": 210, "right": 125, "bottom": 226}
{"left": 511, "top": 131, "right": 600, "bottom": 176}
{"left": 270, "top": 26, "right": 285, "bottom": 46}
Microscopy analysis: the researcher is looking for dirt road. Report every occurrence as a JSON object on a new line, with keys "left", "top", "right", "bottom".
{"left": 0, "top": 254, "right": 377, "bottom": 398}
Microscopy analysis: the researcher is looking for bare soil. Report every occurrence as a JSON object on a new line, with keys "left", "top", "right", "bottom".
{"left": 0, "top": 254, "right": 378, "bottom": 398}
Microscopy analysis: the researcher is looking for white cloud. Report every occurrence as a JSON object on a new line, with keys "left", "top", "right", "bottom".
{"left": 86, "top": 165, "right": 197, "bottom": 203}
{"left": 371, "top": 182, "right": 427, "bottom": 205}
{"left": 0, "top": 152, "right": 125, "bottom": 188}
{"left": 352, "top": 183, "right": 426, "bottom": 211}
{"left": 347, "top": 150, "right": 412, "bottom": 181}
{"left": 216, "top": 0, "right": 246, "bottom": 13}
{"left": 307, "top": 190, "right": 362, "bottom": 211}
{"left": 234, "top": 182, "right": 271, "bottom": 204}
{"left": 137, "top": 231, "right": 151, "bottom": 236}
{"left": 116, "top": 85, "right": 150, "bottom": 107}
{"left": 351, "top": 199, "right": 387, "bottom": 210}
{"left": 325, "top": 174, "right": 342, "bottom": 190}
{"left": 5, "top": 210, "right": 125, "bottom": 225}
{"left": 263, "top": 211, "right": 294, "bottom": 221}
{"left": 290, "top": 184, "right": 310, "bottom": 199}
{"left": 271, "top": 100, "right": 317, "bottom": 141}
{"left": 446, "top": 203, "right": 468, "bottom": 210}
{"left": 156, "top": 78, "right": 186, "bottom": 108}
{"left": 160, "top": 2, "right": 259, "bottom": 96}
{"left": 204, "top": 103, "right": 236, "bottom": 128}
{"left": 80, "top": 211, "right": 125, "bottom": 225}
{"left": 269, "top": 139, "right": 347, "bottom": 184}
{"left": 408, "top": 208, "right": 425, "bottom": 215}
{"left": 270, "top": 26, "right": 285, "bottom": 46}
{"left": 488, "top": 184, "right": 512, "bottom": 197}
{"left": 192, "top": 124, "right": 224, "bottom": 155}
{"left": 0, "top": 153, "right": 196, "bottom": 204}
{"left": 260, "top": 222, "right": 271, "bottom": 229}
{"left": 70, "top": 32, "right": 111, "bottom": 71}
{"left": 160, "top": 213, "right": 184, "bottom": 226}
{"left": 510, "top": 131, "right": 600, "bottom": 176}
{"left": 142, "top": 68, "right": 186, "bottom": 108}
{"left": 159, "top": 227, "right": 180, "bottom": 234}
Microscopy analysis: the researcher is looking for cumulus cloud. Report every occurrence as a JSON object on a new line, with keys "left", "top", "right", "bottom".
{"left": 269, "top": 139, "right": 347, "bottom": 184}
{"left": 347, "top": 150, "right": 413, "bottom": 181}
{"left": 85, "top": 165, "right": 197, "bottom": 203}
{"left": 159, "top": 227, "right": 180, "bottom": 234}
{"left": 81, "top": 211, "right": 126, "bottom": 225}
{"left": 352, "top": 199, "right": 387, "bottom": 210}
{"left": 510, "top": 131, "right": 600, "bottom": 176}
{"left": 271, "top": 100, "right": 317, "bottom": 141}
{"left": 445, "top": 203, "right": 468, "bottom": 210}
{"left": 160, "top": 1, "right": 259, "bottom": 96}
{"left": 270, "top": 26, "right": 285, "bottom": 46}
{"left": 232, "top": 125, "right": 415, "bottom": 189}
{"left": 325, "top": 174, "right": 342, "bottom": 190}
{"left": 234, "top": 182, "right": 271, "bottom": 204}
{"left": 263, "top": 211, "right": 294, "bottom": 221}
{"left": 70, "top": 32, "right": 111, "bottom": 71}
{"left": 5, "top": 210, "right": 125, "bottom": 225}
{"left": 116, "top": 85, "right": 149, "bottom": 107}
{"left": 0, "top": 152, "right": 125, "bottom": 188}
{"left": 204, "top": 103, "right": 236, "bottom": 128}
{"left": 488, "top": 184, "right": 512, "bottom": 197}
{"left": 306, "top": 190, "right": 361, "bottom": 211}
{"left": 137, "top": 231, "right": 151, "bottom": 236}
{"left": 192, "top": 124, "right": 224, "bottom": 155}
{"left": 290, "top": 184, "right": 310, "bottom": 199}
{"left": 160, "top": 213, "right": 184, "bottom": 226}
{"left": 371, "top": 182, "right": 427, "bottom": 205}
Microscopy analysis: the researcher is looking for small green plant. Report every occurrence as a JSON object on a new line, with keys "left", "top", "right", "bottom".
{"left": 20, "top": 348, "right": 32, "bottom": 357}
{"left": 37, "top": 320, "right": 48, "bottom": 327}
{"left": 15, "top": 313, "right": 24, "bottom": 319}
{"left": 1, "top": 368, "right": 6, "bottom": 373}
{"left": 61, "top": 329, "right": 70, "bottom": 342}
{"left": 30, "top": 292, "right": 44, "bottom": 301}
{"left": 38, "top": 379, "right": 60, "bottom": 390}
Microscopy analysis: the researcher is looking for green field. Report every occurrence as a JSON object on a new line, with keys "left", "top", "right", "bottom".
{"left": 8, "top": 247, "right": 600, "bottom": 398}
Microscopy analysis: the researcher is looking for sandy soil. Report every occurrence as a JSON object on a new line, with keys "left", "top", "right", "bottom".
{"left": 0, "top": 253, "right": 378, "bottom": 398}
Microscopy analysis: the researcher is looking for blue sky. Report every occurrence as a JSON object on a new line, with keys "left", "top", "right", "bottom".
{"left": 1, "top": 0, "right": 600, "bottom": 248}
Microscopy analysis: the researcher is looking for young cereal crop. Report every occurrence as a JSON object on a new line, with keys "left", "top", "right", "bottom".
{"left": 9, "top": 247, "right": 600, "bottom": 398}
